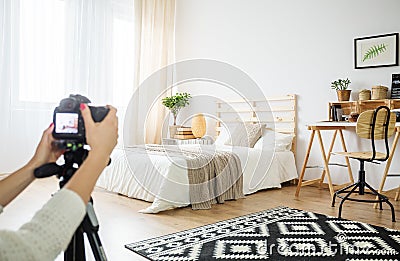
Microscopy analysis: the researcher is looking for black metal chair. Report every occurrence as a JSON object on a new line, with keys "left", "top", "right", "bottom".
{"left": 331, "top": 106, "right": 396, "bottom": 222}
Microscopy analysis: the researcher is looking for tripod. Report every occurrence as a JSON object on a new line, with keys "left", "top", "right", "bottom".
{"left": 35, "top": 142, "right": 108, "bottom": 261}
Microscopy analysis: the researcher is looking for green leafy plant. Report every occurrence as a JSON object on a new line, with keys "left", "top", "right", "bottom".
{"left": 331, "top": 78, "right": 351, "bottom": 90}
{"left": 362, "top": 43, "right": 387, "bottom": 62}
{"left": 162, "top": 92, "right": 191, "bottom": 125}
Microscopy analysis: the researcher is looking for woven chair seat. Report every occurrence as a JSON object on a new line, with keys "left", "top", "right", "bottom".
{"left": 332, "top": 151, "right": 387, "bottom": 160}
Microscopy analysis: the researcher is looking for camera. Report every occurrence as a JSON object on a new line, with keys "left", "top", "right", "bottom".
{"left": 53, "top": 94, "right": 109, "bottom": 142}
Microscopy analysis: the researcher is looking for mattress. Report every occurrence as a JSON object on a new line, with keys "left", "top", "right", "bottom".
{"left": 96, "top": 144, "right": 298, "bottom": 213}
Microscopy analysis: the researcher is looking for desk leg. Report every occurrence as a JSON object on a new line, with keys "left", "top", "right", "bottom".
{"left": 320, "top": 130, "right": 338, "bottom": 186}
{"left": 338, "top": 129, "right": 354, "bottom": 184}
{"left": 316, "top": 130, "right": 335, "bottom": 198}
{"left": 375, "top": 130, "right": 400, "bottom": 208}
{"left": 295, "top": 130, "right": 315, "bottom": 197}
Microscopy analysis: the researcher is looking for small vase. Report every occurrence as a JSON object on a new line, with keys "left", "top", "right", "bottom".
{"left": 191, "top": 114, "right": 206, "bottom": 138}
{"left": 169, "top": 125, "right": 181, "bottom": 138}
{"left": 336, "top": 90, "right": 351, "bottom": 101}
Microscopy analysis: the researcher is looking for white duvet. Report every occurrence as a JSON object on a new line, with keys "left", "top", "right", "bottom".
{"left": 96, "top": 144, "right": 298, "bottom": 213}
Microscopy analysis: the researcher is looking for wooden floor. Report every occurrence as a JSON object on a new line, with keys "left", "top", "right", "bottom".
{"left": 0, "top": 177, "right": 399, "bottom": 260}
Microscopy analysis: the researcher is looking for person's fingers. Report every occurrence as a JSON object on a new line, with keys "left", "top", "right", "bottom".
{"left": 46, "top": 123, "right": 54, "bottom": 133}
{"left": 80, "top": 103, "right": 95, "bottom": 128}
{"left": 105, "top": 105, "right": 118, "bottom": 132}
{"left": 101, "top": 105, "right": 118, "bottom": 127}
{"left": 40, "top": 123, "right": 53, "bottom": 139}
{"left": 43, "top": 123, "right": 63, "bottom": 156}
{"left": 38, "top": 123, "right": 53, "bottom": 146}
{"left": 107, "top": 104, "right": 117, "bottom": 112}
{"left": 29, "top": 123, "right": 60, "bottom": 168}
{"left": 106, "top": 105, "right": 117, "bottom": 120}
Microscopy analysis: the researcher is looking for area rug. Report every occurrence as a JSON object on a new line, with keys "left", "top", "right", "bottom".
{"left": 125, "top": 206, "right": 400, "bottom": 260}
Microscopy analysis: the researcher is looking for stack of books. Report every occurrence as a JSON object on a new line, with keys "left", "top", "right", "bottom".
{"left": 391, "top": 74, "right": 400, "bottom": 99}
{"left": 174, "top": 126, "right": 195, "bottom": 139}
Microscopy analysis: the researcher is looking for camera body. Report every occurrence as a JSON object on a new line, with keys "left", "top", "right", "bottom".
{"left": 53, "top": 94, "right": 109, "bottom": 142}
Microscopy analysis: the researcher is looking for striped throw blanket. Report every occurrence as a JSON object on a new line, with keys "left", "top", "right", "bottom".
{"left": 144, "top": 145, "right": 244, "bottom": 209}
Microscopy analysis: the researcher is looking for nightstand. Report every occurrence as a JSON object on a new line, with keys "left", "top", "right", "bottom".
{"left": 162, "top": 138, "right": 212, "bottom": 145}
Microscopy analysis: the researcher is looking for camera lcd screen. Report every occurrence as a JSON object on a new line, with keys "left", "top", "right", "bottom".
{"left": 55, "top": 113, "right": 79, "bottom": 134}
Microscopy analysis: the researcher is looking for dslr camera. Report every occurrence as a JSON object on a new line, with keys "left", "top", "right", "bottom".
{"left": 53, "top": 94, "right": 109, "bottom": 143}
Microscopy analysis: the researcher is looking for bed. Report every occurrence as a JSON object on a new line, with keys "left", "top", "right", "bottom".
{"left": 96, "top": 94, "right": 298, "bottom": 213}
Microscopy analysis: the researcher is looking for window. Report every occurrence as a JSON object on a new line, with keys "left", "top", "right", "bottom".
{"left": 16, "top": 0, "right": 135, "bottom": 107}
{"left": 112, "top": 0, "right": 135, "bottom": 106}
{"left": 19, "top": 0, "right": 65, "bottom": 103}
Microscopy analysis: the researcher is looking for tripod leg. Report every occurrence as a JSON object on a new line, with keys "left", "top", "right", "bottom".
{"left": 86, "top": 230, "right": 107, "bottom": 261}
{"left": 82, "top": 201, "right": 108, "bottom": 261}
{"left": 64, "top": 227, "right": 86, "bottom": 261}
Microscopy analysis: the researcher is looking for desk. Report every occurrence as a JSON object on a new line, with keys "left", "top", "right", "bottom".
{"left": 295, "top": 121, "right": 400, "bottom": 199}
{"left": 377, "top": 124, "right": 400, "bottom": 203}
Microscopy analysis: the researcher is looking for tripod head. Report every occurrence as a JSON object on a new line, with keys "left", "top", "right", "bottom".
{"left": 34, "top": 140, "right": 111, "bottom": 188}
{"left": 34, "top": 140, "right": 89, "bottom": 187}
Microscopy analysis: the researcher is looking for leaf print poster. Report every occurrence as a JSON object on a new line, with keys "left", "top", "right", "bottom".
{"left": 355, "top": 33, "right": 398, "bottom": 69}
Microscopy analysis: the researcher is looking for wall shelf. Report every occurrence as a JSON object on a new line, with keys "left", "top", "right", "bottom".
{"left": 328, "top": 99, "right": 400, "bottom": 121}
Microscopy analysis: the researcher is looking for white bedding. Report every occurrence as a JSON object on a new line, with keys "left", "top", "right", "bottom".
{"left": 96, "top": 144, "right": 298, "bottom": 213}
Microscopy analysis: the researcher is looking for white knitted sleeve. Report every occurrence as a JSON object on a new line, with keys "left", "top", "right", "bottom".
{"left": 0, "top": 188, "right": 86, "bottom": 261}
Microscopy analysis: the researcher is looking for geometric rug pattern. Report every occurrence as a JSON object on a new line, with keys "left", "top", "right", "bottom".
{"left": 125, "top": 206, "right": 400, "bottom": 260}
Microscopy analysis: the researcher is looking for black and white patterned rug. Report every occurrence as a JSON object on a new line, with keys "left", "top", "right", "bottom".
{"left": 125, "top": 206, "right": 400, "bottom": 260}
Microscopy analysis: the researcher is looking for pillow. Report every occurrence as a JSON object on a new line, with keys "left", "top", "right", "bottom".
{"left": 215, "top": 126, "right": 230, "bottom": 145}
{"left": 225, "top": 123, "right": 264, "bottom": 148}
{"left": 253, "top": 130, "right": 294, "bottom": 152}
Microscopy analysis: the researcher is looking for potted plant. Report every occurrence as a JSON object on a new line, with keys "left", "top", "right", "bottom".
{"left": 162, "top": 92, "right": 191, "bottom": 137}
{"left": 331, "top": 78, "right": 351, "bottom": 101}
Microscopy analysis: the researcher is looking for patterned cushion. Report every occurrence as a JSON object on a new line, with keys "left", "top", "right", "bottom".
{"left": 225, "top": 123, "right": 264, "bottom": 148}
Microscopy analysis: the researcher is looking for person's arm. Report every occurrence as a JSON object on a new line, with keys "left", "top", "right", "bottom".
{"left": 0, "top": 125, "right": 63, "bottom": 207}
{"left": 0, "top": 104, "right": 118, "bottom": 261}
{"left": 0, "top": 189, "right": 86, "bottom": 261}
{"left": 0, "top": 165, "right": 35, "bottom": 208}
{"left": 64, "top": 104, "right": 118, "bottom": 203}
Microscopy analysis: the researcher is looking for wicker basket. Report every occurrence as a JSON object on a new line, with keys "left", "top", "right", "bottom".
{"left": 371, "top": 85, "right": 388, "bottom": 100}
{"left": 359, "top": 89, "right": 371, "bottom": 100}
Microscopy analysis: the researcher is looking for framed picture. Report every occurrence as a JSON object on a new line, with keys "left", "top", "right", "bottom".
{"left": 354, "top": 33, "right": 399, "bottom": 69}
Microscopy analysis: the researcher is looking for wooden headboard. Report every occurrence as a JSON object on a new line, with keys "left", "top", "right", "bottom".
{"left": 215, "top": 94, "right": 297, "bottom": 155}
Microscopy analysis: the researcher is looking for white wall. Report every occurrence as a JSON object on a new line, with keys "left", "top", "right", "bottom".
{"left": 175, "top": 0, "right": 400, "bottom": 189}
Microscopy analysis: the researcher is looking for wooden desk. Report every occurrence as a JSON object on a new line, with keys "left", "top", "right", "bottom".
{"left": 376, "top": 125, "right": 400, "bottom": 204}
{"left": 295, "top": 122, "right": 400, "bottom": 199}
{"left": 295, "top": 122, "right": 354, "bottom": 198}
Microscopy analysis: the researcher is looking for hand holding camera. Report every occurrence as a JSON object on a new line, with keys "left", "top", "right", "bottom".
{"left": 27, "top": 124, "right": 64, "bottom": 170}
{"left": 80, "top": 103, "right": 118, "bottom": 163}
{"left": 52, "top": 94, "right": 111, "bottom": 143}
{"left": 34, "top": 94, "right": 118, "bottom": 180}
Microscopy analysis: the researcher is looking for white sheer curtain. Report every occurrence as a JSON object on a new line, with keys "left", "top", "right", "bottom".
{"left": 0, "top": 0, "right": 135, "bottom": 173}
{"left": 125, "top": 0, "right": 176, "bottom": 145}
{"left": 0, "top": 0, "right": 12, "bottom": 172}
